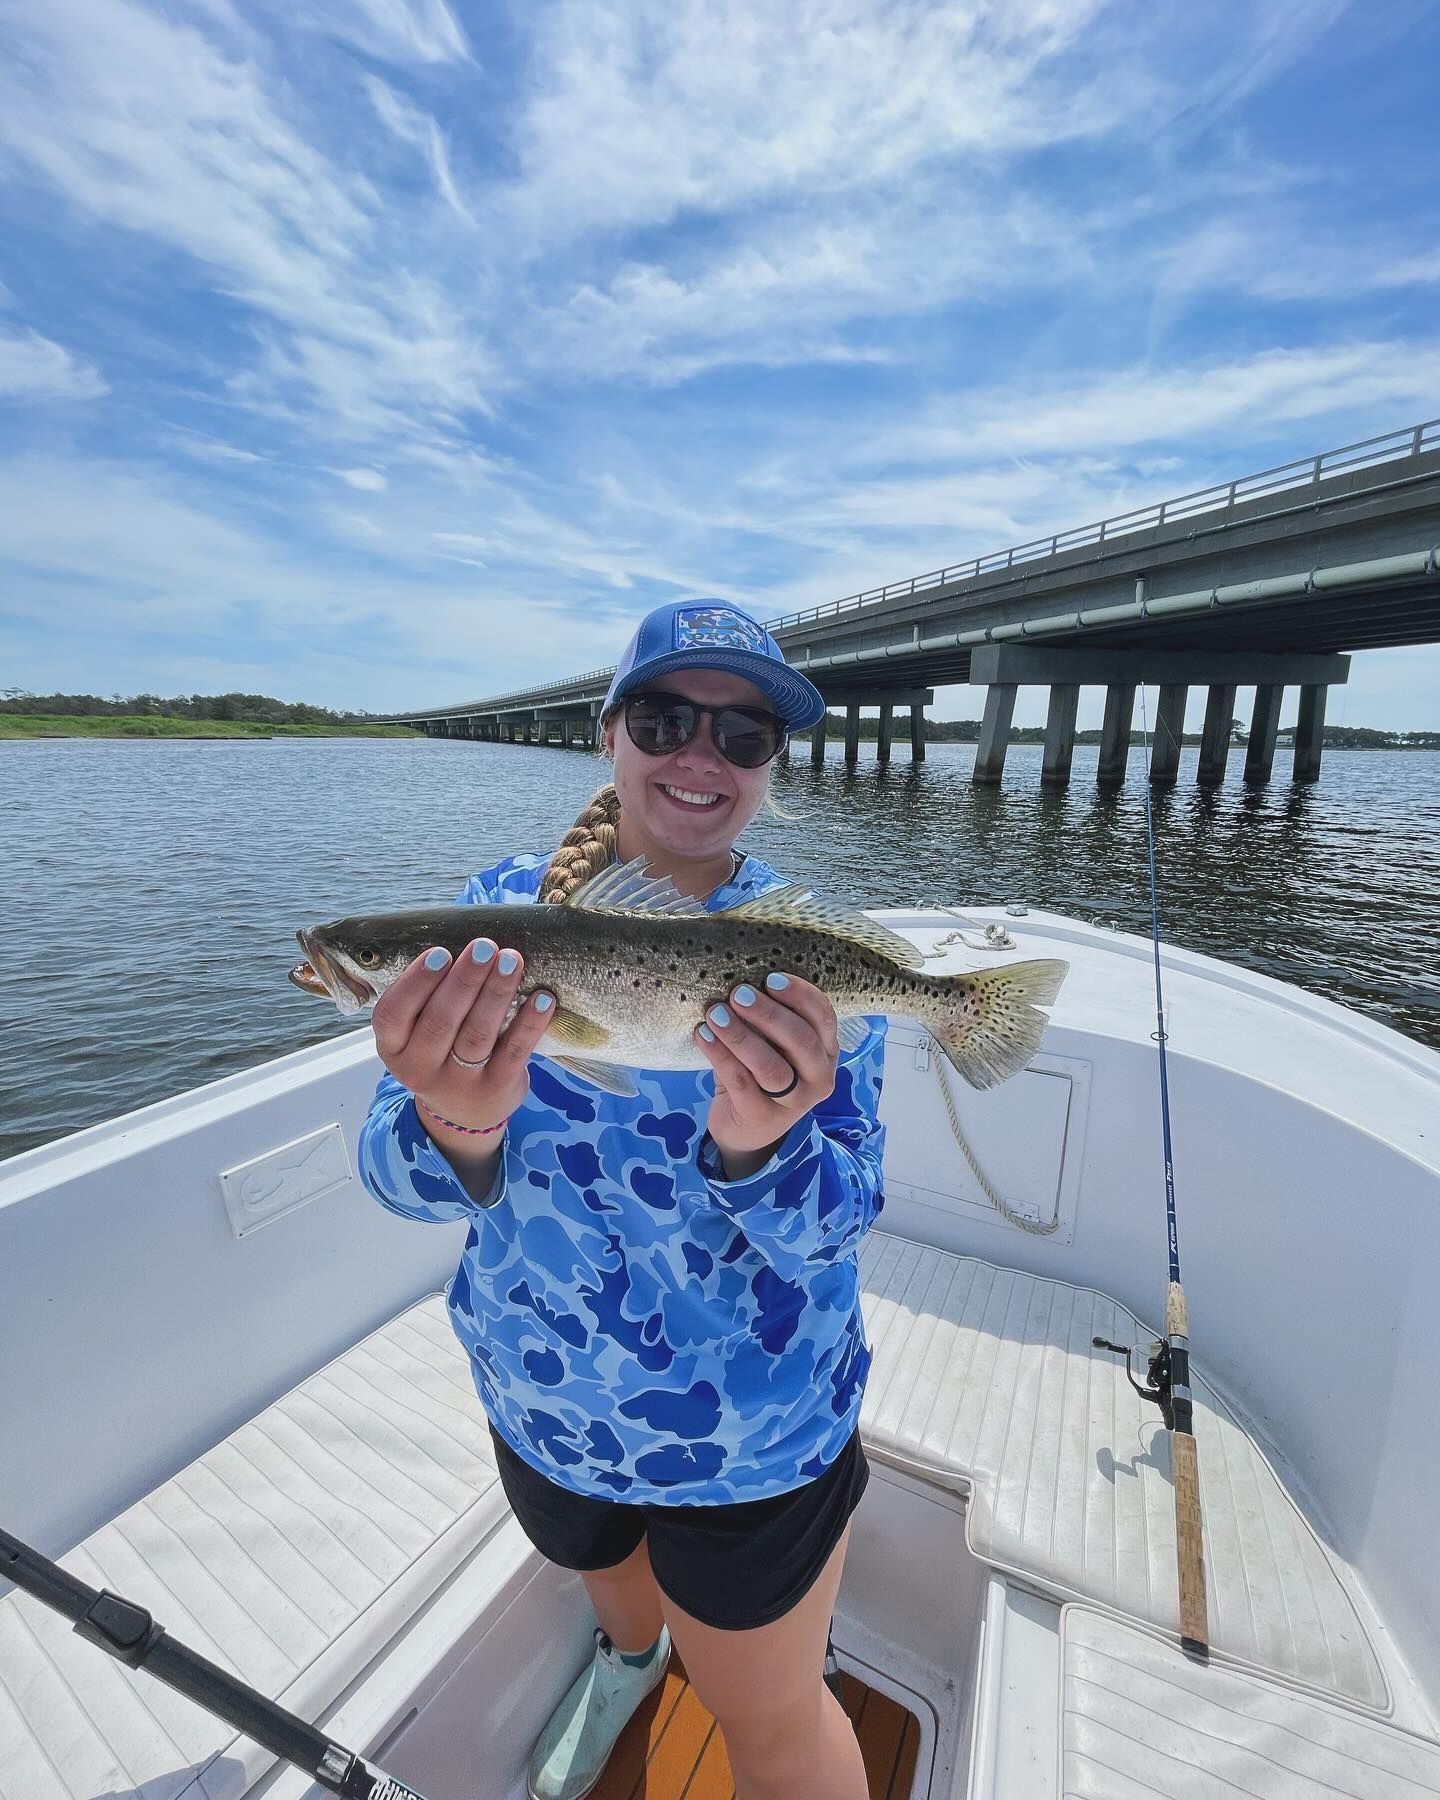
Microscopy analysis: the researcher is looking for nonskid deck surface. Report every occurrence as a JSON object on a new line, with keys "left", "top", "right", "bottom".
{"left": 858, "top": 1234, "right": 1388, "bottom": 1709}
{"left": 591, "top": 1652, "right": 921, "bottom": 1800}
{"left": 0, "top": 1243, "right": 1425, "bottom": 1797}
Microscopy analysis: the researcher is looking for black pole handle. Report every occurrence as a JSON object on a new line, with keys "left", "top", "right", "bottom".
{"left": 1, "top": 1526, "right": 422, "bottom": 1798}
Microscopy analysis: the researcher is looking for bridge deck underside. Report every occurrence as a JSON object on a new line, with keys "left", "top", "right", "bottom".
{"left": 791, "top": 576, "right": 1440, "bottom": 694}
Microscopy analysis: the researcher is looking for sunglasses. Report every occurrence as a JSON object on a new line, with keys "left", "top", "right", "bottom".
{"left": 622, "top": 689, "right": 788, "bottom": 769}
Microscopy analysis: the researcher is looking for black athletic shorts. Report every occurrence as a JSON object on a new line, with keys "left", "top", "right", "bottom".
{"left": 489, "top": 1426, "right": 869, "bottom": 1632}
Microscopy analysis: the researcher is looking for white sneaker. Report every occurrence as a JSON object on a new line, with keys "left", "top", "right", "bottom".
{"left": 526, "top": 1625, "right": 672, "bottom": 1800}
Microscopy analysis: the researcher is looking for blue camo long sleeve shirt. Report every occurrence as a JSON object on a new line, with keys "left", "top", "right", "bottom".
{"left": 357, "top": 850, "right": 887, "bottom": 1506}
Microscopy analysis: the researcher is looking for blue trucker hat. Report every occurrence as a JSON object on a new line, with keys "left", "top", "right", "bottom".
{"left": 603, "top": 599, "right": 826, "bottom": 731}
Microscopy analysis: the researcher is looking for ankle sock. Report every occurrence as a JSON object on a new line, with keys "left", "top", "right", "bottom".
{"left": 615, "top": 1636, "right": 661, "bottom": 1669}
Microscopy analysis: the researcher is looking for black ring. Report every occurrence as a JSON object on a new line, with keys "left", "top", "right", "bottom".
{"left": 759, "top": 1069, "right": 800, "bottom": 1100}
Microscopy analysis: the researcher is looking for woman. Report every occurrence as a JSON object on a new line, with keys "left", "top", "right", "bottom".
{"left": 358, "top": 599, "right": 885, "bottom": 1800}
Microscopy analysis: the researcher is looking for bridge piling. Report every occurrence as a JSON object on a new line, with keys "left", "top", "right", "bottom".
{"left": 1246, "top": 685, "right": 1284, "bottom": 783}
{"left": 1150, "top": 684, "right": 1188, "bottom": 785}
{"left": 844, "top": 705, "right": 861, "bottom": 767}
{"left": 1294, "top": 685, "right": 1327, "bottom": 783}
{"left": 876, "top": 703, "right": 894, "bottom": 766}
{"left": 1041, "top": 684, "right": 1079, "bottom": 786}
{"left": 1198, "top": 685, "right": 1236, "bottom": 786}
{"left": 910, "top": 704, "right": 926, "bottom": 762}
{"left": 1097, "top": 684, "right": 1135, "bottom": 786}
{"left": 973, "top": 684, "right": 1016, "bottom": 785}
{"left": 810, "top": 714, "right": 828, "bottom": 767}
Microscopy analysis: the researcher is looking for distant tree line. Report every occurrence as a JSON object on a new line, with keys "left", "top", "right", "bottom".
{"left": 4, "top": 692, "right": 1435, "bottom": 749}
{"left": 799, "top": 709, "right": 1439, "bottom": 750}
{"left": 1319, "top": 724, "right": 1440, "bottom": 749}
{"left": 0, "top": 688, "right": 376, "bottom": 725}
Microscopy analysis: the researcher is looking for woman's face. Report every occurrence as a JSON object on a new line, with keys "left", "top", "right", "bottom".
{"left": 606, "top": 667, "right": 778, "bottom": 864}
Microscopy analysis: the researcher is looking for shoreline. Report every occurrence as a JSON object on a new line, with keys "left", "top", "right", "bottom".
{"left": 2, "top": 718, "right": 1434, "bottom": 750}
{"left": 0, "top": 722, "right": 415, "bottom": 741}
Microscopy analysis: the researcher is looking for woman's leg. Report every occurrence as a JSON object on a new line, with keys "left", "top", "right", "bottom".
{"left": 580, "top": 1535, "right": 666, "bottom": 1653}
{"left": 658, "top": 1526, "right": 867, "bottom": 1800}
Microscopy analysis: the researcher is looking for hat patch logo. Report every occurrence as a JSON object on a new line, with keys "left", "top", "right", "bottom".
{"left": 674, "top": 605, "right": 767, "bottom": 653}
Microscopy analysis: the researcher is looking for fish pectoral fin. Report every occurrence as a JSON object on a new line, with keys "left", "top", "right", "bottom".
{"left": 836, "top": 1014, "right": 871, "bottom": 1053}
{"left": 544, "top": 1006, "right": 613, "bottom": 1050}
{"left": 547, "top": 1054, "right": 640, "bottom": 1098}
{"left": 565, "top": 854, "right": 706, "bottom": 916}
{"left": 724, "top": 885, "right": 926, "bottom": 971}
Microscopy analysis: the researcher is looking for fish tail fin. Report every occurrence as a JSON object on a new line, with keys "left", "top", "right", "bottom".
{"left": 929, "top": 959, "right": 1068, "bottom": 1089}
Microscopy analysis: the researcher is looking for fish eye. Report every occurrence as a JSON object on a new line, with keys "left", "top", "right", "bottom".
{"left": 355, "top": 945, "right": 381, "bottom": 967}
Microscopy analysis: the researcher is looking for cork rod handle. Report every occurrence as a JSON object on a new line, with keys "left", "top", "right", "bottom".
{"left": 1172, "top": 1428, "right": 1208, "bottom": 1659}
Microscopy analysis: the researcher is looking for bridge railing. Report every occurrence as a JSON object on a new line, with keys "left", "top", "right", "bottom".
{"left": 765, "top": 417, "right": 1440, "bottom": 632}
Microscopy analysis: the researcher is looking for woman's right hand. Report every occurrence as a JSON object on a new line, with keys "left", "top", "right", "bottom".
{"left": 372, "top": 939, "right": 556, "bottom": 1131}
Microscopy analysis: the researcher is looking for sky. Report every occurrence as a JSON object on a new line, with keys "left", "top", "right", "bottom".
{"left": 1, "top": 0, "right": 1438, "bottom": 729}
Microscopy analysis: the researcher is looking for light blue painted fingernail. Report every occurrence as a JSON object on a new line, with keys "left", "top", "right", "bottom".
{"left": 709, "top": 1003, "right": 731, "bottom": 1028}
{"left": 497, "top": 949, "right": 519, "bottom": 975}
{"left": 471, "top": 939, "right": 495, "bottom": 963}
{"left": 425, "top": 948, "right": 450, "bottom": 971}
{"left": 733, "top": 984, "right": 757, "bottom": 1007}
{"left": 698, "top": 1022, "right": 715, "bottom": 1042}
{"left": 765, "top": 972, "right": 790, "bottom": 991}
{"left": 534, "top": 992, "right": 555, "bottom": 1013}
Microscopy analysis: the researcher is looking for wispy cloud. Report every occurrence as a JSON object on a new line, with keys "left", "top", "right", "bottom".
{"left": 0, "top": 324, "right": 107, "bottom": 402}
{"left": 329, "top": 466, "right": 389, "bottom": 491}
{"left": 283, "top": 0, "right": 470, "bottom": 66}
{"left": 365, "top": 75, "right": 472, "bottom": 221}
{"left": 856, "top": 341, "right": 1440, "bottom": 469}
{"left": 506, "top": 0, "right": 1122, "bottom": 244}
{"left": 167, "top": 429, "right": 268, "bottom": 465}
{"left": 0, "top": 0, "right": 487, "bottom": 440}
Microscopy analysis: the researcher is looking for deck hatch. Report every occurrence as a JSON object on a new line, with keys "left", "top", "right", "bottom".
{"left": 218, "top": 1122, "right": 353, "bottom": 1238}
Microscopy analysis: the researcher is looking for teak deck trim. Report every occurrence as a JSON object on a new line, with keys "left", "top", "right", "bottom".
{"left": 591, "top": 1652, "right": 921, "bottom": 1800}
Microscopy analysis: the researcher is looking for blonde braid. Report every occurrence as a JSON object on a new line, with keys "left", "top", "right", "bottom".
{"left": 540, "top": 783, "right": 622, "bottom": 904}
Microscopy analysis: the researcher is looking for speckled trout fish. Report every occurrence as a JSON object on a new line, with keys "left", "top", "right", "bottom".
{"left": 290, "top": 857, "right": 1067, "bottom": 1094}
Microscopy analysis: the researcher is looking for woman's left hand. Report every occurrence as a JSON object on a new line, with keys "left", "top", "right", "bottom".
{"left": 695, "top": 973, "right": 840, "bottom": 1177}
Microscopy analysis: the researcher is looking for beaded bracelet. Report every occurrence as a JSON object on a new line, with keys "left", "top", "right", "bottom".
{"left": 416, "top": 1097, "right": 509, "bottom": 1137}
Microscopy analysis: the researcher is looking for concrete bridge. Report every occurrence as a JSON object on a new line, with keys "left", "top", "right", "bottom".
{"left": 389, "top": 419, "right": 1440, "bottom": 786}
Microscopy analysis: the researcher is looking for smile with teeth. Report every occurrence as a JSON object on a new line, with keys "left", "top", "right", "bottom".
{"left": 663, "top": 784, "right": 724, "bottom": 807}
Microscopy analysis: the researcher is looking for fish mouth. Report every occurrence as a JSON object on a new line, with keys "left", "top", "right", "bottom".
{"left": 288, "top": 959, "right": 331, "bottom": 997}
{"left": 293, "top": 928, "right": 376, "bottom": 1008}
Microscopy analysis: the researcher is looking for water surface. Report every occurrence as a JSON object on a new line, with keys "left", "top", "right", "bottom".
{"left": 4, "top": 736, "right": 1436, "bottom": 1161}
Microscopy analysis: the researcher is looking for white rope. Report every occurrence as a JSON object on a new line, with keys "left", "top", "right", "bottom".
{"left": 918, "top": 904, "right": 1052, "bottom": 1233}
{"left": 928, "top": 1047, "right": 1060, "bottom": 1237}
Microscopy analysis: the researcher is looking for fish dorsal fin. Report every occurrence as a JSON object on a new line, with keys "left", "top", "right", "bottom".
{"left": 724, "top": 885, "right": 925, "bottom": 971}
{"left": 564, "top": 854, "right": 706, "bottom": 916}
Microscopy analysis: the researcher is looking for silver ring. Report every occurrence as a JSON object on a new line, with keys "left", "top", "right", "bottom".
{"left": 449, "top": 1051, "right": 490, "bottom": 1070}
{"left": 758, "top": 1069, "right": 800, "bottom": 1100}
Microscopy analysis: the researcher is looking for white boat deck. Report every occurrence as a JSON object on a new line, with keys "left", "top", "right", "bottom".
{"left": 858, "top": 1234, "right": 1386, "bottom": 1710}
{"left": 1060, "top": 1608, "right": 1440, "bottom": 1800}
{"left": 0, "top": 1303, "right": 509, "bottom": 1800}
{"left": 4, "top": 1242, "right": 1436, "bottom": 1799}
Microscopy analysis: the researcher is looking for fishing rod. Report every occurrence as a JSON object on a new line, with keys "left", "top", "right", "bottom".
{"left": 0, "top": 1525, "right": 430, "bottom": 1800}
{"left": 1092, "top": 686, "right": 1209, "bottom": 1662}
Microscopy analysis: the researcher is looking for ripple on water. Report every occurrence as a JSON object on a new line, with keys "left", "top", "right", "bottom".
{"left": 2, "top": 736, "right": 1438, "bottom": 1159}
